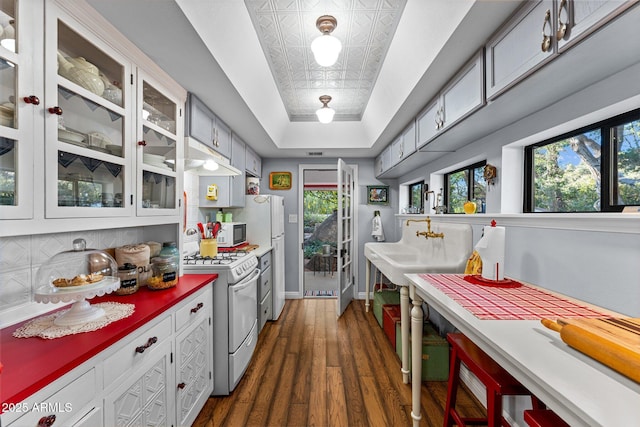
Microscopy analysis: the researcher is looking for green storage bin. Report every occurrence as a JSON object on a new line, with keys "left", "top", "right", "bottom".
{"left": 396, "top": 322, "right": 449, "bottom": 381}
{"left": 373, "top": 290, "right": 400, "bottom": 327}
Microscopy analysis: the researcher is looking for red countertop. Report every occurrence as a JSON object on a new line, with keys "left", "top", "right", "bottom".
{"left": 0, "top": 274, "right": 217, "bottom": 409}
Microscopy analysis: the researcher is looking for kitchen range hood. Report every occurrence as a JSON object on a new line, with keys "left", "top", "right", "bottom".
{"left": 183, "top": 137, "right": 241, "bottom": 176}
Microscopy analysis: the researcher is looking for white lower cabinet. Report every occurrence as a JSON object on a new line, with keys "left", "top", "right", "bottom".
{"left": 104, "top": 339, "right": 173, "bottom": 427}
{"left": 6, "top": 368, "right": 99, "bottom": 427}
{"left": 4, "top": 284, "right": 213, "bottom": 427}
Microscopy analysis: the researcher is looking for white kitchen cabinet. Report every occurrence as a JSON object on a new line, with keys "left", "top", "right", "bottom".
{"left": 416, "top": 98, "right": 440, "bottom": 148}
{"left": 230, "top": 133, "right": 246, "bottom": 207}
{"left": 186, "top": 92, "right": 232, "bottom": 160}
{"left": 374, "top": 145, "right": 392, "bottom": 177}
{"left": 0, "top": 0, "right": 38, "bottom": 220}
{"left": 5, "top": 368, "right": 99, "bottom": 427}
{"left": 418, "top": 51, "right": 484, "bottom": 149}
{"left": 136, "top": 70, "right": 183, "bottom": 216}
{"left": 245, "top": 144, "right": 262, "bottom": 178}
{"left": 556, "top": 0, "right": 633, "bottom": 52}
{"left": 198, "top": 174, "right": 245, "bottom": 208}
{"left": 486, "top": 0, "right": 556, "bottom": 100}
{"left": 44, "top": 2, "right": 134, "bottom": 218}
{"left": 103, "top": 338, "right": 173, "bottom": 427}
{"left": 390, "top": 120, "right": 417, "bottom": 167}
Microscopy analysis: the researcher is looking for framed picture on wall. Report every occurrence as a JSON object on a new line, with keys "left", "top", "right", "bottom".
{"left": 367, "top": 185, "right": 389, "bottom": 205}
{"left": 269, "top": 171, "right": 292, "bottom": 190}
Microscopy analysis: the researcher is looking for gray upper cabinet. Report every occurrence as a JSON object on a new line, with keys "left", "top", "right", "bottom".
{"left": 556, "top": 0, "right": 633, "bottom": 52}
{"left": 374, "top": 145, "right": 392, "bottom": 177}
{"left": 245, "top": 144, "right": 262, "bottom": 178}
{"left": 390, "top": 120, "right": 416, "bottom": 167}
{"left": 186, "top": 93, "right": 231, "bottom": 159}
{"left": 417, "top": 51, "right": 484, "bottom": 149}
{"left": 485, "top": 0, "right": 556, "bottom": 100}
{"left": 416, "top": 98, "right": 440, "bottom": 149}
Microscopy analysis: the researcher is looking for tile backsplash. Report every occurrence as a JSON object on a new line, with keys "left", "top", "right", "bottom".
{"left": 0, "top": 227, "right": 145, "bottom": 315}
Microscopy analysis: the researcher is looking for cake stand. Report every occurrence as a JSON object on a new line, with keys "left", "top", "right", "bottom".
{"left": 34, "top": 277, "right": 121, "bottom": 326}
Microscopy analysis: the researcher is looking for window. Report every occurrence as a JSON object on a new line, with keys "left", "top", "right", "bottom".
{"left": 524, "top": 109, "right": 640, "bottom": 212}
{"left": 408, "top": 181, "right": 424, "bottom": 213}
{"left": 444, "top": 161, "right": 486, "bottom": 214}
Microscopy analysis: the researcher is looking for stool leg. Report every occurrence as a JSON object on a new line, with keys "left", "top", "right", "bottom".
{"left": 443, "top": 347, "right": 461, "bottom": 427}
{"left": 486, "top": 390, "right": 502, "bottom": 427}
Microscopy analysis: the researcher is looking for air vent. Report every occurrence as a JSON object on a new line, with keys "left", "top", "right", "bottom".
{"left": 308, "top": 152, "right": 323, "bottom": 156}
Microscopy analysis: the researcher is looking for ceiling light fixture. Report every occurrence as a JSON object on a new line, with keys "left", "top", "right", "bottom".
{"left": 316, "top": 95, "right": 335, "bottom": 124}
{"left": 310, "top": 15, "right": 342, "bottom": 67}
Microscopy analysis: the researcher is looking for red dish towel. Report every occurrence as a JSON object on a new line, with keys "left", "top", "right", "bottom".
{"left": 418, "top": 274, "right": 610, "bottom": 320}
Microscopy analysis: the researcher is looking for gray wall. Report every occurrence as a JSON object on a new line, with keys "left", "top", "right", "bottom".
{"left": 260, "top": 157, "right": 398, "bottom": 296}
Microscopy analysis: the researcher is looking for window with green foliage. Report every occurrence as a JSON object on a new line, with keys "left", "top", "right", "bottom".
{"left": 444, "top": 161, "right": 486, "bottom": 213}
{"left": 408, "top": 181, "right": 424, "bottom": 213}
{"left": 524, "top": 109, "right": 640, "bottom": 212}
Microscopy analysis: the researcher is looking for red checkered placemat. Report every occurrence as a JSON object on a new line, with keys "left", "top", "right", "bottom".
{"left": 418, "top": 274, "right": 610, "bottom": 320}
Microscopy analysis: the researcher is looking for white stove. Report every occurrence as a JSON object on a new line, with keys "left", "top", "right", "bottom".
{"left": 182, "top": 244, "right": 259, "bottom": 396}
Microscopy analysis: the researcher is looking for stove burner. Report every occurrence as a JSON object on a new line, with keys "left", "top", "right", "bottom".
{"left": 183, "top": 249, "right": 249, "bottom": 266}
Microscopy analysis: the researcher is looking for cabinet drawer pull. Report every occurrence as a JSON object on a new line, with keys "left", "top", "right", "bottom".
{"left": 38, "top": 415, "right": 56, "bottom": 427}
{"left": 137, "top": 140, "right": 147, "bottom": 146}
{"left": 135, "top": 336, "right": 158, "bottom": 353}
{"left": 177, "top": 382, "right": 186, "bottom": 389}
{"left": 557, "top": 0, "right": 568, "bottom": 40}
{"left": 541, "top": 9, "right": 552, "bottom": 52}
{"left": 48, "top": 106, "right": 63, "bottom": 115}
{"left": 24, "top": 95, "right": 40, "bottom": 105}
{"left": 190, "top": 302, "right": 204, "bottom": 314}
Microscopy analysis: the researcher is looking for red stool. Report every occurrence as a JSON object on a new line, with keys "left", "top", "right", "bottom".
{"left": 524, "top": 409, "right": 570, "bottom": 427}
{"left": 444, "top": 333, "right": 541, "bottom": 427}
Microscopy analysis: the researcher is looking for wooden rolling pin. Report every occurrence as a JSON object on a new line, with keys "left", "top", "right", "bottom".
{"left": 541, "top": 318, "right": 640, "bottom": 383}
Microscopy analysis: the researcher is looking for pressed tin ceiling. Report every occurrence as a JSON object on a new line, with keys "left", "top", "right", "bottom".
{"left": 245, "top": 0, "right": 407, "bottom": 122}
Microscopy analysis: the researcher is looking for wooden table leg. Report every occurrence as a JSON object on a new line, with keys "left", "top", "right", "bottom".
{"left": 410, "top": 287, "right": 424, "bottom": 427}
{"left": 400, "top": 285, "right": 410, "bottom": 384}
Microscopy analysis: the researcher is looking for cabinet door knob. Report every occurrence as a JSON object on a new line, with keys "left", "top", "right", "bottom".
{"left": 177, "top": 382, "right": 186, "bottom": 389}
{"left": 24, "top": 95, "right": 40, "bottom": 105}
{"left": 48, "top": 106, "right": 63, "bottom": 115}
{"left": 557, "top": 0, "right": 568, "bottom": 40}
{"left": 138, "top": 140, "right": 147, "bottom": 146}
{"left": 38, "top": 415, "right": 56, "bottom": 427}
{"left": 541, "top": 9, "right": 553, "bottom": 53}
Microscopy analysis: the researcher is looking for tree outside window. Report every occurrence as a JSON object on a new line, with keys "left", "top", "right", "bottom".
{"left": 445, "top": 162, "right": 486, "bottom": 213}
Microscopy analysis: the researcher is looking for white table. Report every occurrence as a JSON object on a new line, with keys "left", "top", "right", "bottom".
{"left": 405, "top": 273, "right": 640, "bottom": 427}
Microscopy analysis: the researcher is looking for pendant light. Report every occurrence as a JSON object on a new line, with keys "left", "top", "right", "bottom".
{"left": 310, "top": 15, "right": 342, "bottom": 67}
{"left": 316, "top": 95, "right": 335, "bottom": 124}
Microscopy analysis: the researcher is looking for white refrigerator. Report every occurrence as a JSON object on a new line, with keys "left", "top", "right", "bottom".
{"left": 237, "top": 195, "right": 286, "bottom": 320}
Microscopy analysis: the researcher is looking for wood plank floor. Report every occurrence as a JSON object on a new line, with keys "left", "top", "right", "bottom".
{"left": 193, "top": 299, "right": 485, "bottom": 426}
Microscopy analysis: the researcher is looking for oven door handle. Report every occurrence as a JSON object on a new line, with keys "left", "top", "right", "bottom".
{"left": 231, "top": 268, "right": 260, "bottom": 291}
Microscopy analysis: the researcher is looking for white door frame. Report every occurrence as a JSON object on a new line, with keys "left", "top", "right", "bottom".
{"left": 297, "top": 163, "right": 359, "bottom": 299}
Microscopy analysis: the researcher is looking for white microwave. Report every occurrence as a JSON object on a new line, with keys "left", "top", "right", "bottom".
{"left": 216, "top": 222, "right": 247, "bottom": 247}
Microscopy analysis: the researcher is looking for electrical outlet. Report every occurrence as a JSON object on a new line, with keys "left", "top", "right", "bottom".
{"left": 288, "top": 214, "right": 298, "bottom": 223}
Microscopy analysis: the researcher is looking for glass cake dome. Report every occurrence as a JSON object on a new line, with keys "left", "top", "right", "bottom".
{"left": 34, "top": 238, "right": 120, "bottom": 325}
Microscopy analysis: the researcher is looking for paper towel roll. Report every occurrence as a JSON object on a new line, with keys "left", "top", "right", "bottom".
{"left": 475, "top": 224, "right": 505, "bottom": 281}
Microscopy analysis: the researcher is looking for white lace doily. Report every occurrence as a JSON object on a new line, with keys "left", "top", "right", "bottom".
{"left": 13, "top": 302, "right": 135, "bottom": 339}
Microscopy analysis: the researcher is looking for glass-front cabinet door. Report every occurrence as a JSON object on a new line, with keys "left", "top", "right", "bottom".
{"left": 44, "top": 5, "right": 133, "bottom": 218}
{"left": 0, "top": 0, "right": 37, "bottom": 219}
{"left": 136, "top": 71, "right": 182, "bottom": 216}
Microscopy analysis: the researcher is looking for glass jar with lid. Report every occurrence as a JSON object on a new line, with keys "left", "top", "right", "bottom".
{"left": 160, "top": 241, "right": 180, "bottom": 267}
{"left": 149, "top": 256, "right": 177, "bottom": 290}
{"left": 116, "top": 263, "right": 139, "bottom": 295}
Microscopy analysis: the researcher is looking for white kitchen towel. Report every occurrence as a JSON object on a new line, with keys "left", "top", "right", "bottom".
{"left": 371, "top": 213, "right": 385, "bottom": 241}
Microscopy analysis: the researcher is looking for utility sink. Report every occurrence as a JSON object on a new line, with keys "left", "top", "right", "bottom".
{"left": 365, "top": 219, "right": 473, "bottom": 285}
